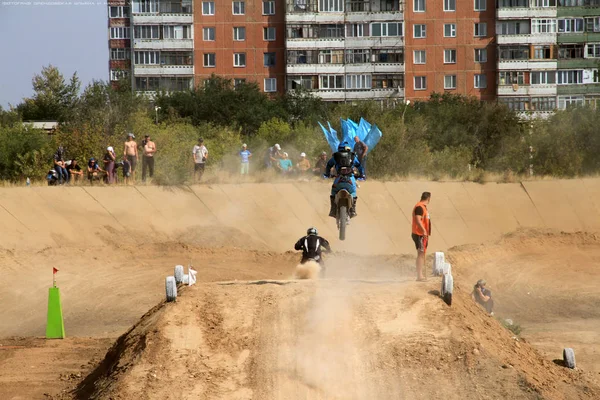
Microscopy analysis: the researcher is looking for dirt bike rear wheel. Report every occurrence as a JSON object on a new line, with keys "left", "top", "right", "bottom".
{"left": 339, "top": 206, "right": 347, "bottom": 241}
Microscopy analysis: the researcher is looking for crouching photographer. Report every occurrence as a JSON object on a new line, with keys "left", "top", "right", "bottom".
{"left": 471, "top": 279, "right": 494, "bottom": 315}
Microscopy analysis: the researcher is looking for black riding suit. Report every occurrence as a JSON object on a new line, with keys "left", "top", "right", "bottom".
{"left": 294, "top": 235, "right": 331, "bottom": 264}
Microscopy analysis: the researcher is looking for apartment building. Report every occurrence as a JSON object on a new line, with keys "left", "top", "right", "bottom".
{"left": 284, "top": 0, "right": 406, "bottom": 103}
{"left": 495, "top": 0, "right": 600, "bottom": 116}
{"left": 108, "top": 1, "right": 132, "bottom": 84}
{"left": 404, "top": 0, "right": 496, "bottom": 101}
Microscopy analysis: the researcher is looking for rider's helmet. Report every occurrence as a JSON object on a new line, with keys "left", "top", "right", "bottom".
{"left": 307, "top": 227, "right": 318, "bottom": 236}
{"left": 337, "top": 142, "right": 348, "bottom": 152}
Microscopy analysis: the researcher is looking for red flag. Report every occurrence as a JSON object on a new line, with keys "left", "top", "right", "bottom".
{"left": 53, "top": 267, "right": 59, "bottom": 274}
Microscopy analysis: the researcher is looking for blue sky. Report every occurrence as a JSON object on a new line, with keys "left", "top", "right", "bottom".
{"left": 0, "top": 3, "right": 107, "bottom": 108}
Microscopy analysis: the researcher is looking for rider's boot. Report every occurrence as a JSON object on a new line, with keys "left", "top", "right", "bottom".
{"left": 329, "top": 196, "right": 336, "bottom": 218}
{"left": 350, "top": 197, "right": 358, "bottom": 218}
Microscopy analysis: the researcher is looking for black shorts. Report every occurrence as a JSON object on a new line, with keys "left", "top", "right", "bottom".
{"left": 412, "top": 233, "right": 427, "bottom": 252}
{"left": 127, "top": 155, "right": 137, "bottom": 172}
{"left": 195, "top": 163, "right": 205, "bottom": 172}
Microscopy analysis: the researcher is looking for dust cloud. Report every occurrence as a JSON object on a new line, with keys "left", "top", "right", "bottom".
{"left": 294, "top": 260, "right": 322, "bottom": 279}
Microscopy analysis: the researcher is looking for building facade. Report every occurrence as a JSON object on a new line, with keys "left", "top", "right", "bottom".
{"left": 108, "top": 1, "right": 132, "bottom": 84}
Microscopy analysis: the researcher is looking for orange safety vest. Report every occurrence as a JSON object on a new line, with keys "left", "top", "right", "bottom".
{"left": 412, "top": 201, "right": 430, "bottom": 236}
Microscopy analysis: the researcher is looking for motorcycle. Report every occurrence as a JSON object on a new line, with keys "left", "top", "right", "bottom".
{"left": 334, "top": 187, "right": 353, "bottom": 241}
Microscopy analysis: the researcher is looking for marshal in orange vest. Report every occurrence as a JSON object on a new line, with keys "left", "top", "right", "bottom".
{"left": 412, "top": 201, "right": 431, "bottom": 236}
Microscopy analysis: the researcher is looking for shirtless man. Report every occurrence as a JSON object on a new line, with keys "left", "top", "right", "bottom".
{"left": 123, "top": 133, "right": 138, "bottom": 181}
{"left": 142, "top": 135, "right": 157, "bottom": 182}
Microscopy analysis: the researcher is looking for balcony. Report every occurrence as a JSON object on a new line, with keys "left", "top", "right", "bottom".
{"left": 132, "top": 14, "right": 193, "bottom": 24}
{"left": 497, "top": 33, "right": 557, "bottom": 44}
{"left": 497, "top": 7, "right": 556, "bottom": 19}
{"left": 287, "top": 64, "right": 345, "bottom": 74}
{"left": 133, "top": 39, "right": 193, "bottom": 50}
{"left": 498, "top": 60, "right": 557, "bottom": 70}
{"left": 133, "top": 65, "right": 194, "bottom": 75}
{"left": 498, "top": 84, "right": 557, "bottom": 96}
{"left": 316, "top": 87, "right": 402, "bottom": 100}
{"left": 557, "top": 83, "right": 600, "bottom": 95}
{"left": 286, "top": 38, "right": 346, "bottom": 50}
{"left": 285, "top": 0, "right": 403, "bottom": 22}
{"left": 345, "top": 36, "right": 404, "bottom": 47}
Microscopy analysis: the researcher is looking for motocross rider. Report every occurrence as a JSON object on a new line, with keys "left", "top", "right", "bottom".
{"left": 324, "top": 142, "right": 363, "bottom": 218}
{"left": 294, "top": 227, "right": 331, "bottom": 265}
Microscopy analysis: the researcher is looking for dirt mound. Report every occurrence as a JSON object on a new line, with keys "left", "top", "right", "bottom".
{"left": 75, "top": 274, "right": 600, "bottom": 400}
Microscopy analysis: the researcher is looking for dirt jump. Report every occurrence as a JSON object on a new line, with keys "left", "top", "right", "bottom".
{"left": 1, "top": 180, "right": 600, "bottom": 399}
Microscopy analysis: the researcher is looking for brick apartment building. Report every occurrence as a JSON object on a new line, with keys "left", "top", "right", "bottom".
{"left": 108, "top": 0, "right": 600, "bottom": 116}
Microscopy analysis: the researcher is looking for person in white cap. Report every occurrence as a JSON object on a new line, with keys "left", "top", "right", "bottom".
{"left": 296, "top": 152, "right": 311, "bottom": 175}
{"left": 266, "top": 143, "right": 282, "bottom": 168}
{"left": 278, "top": 151, "right": 293, "bottom": 174}
{"left": 239, "top": 143, "right": 252, "bottom": 175}
{"left": 103, "top": 145, "right": 117, "bottom": 184}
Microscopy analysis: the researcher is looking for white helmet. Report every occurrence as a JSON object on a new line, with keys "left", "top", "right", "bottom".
{"left": 307, "top": 227, "right": 318, "bottom": 236}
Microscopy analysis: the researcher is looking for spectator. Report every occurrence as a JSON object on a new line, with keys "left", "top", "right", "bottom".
{"left": 123, "top": 133, "right": 138, "bottom": 182}
{"left": 122, "top": 155, "right": 132, "bottom": 185}
{"left": 142, "top": 135, "right": 157, "bottom": 182}
{"left": 313, "top": 151, "right": 329, "bottom": 176}
{"left": 353, "top": 136, "right": 368, "bottom": 180}
{"left": 471, "top": 279, "right": 494, "bottom": 315}
{"left": 66, "top": 159, "right": 83, "bottom": 183}
{"left": 192, "top": 138, "right": 208, "bottom": 182}
{"left": 278, "top": 152, "right": 293, "bottom": 174}
{"left": 265, "top": 143, "right": 282, "bottom": 168}
{"left": 53, "top": 146, "right": 69, "bottom": 185}
{"left": 103, "top": 146, "right": 117, "bottom": 184}
{"left": 296, "top": 152, "right": 311, "bottom": 175}
{"left": 46, "top": 169, "right": 58, "bottom": 186}
{"left": 87, "top": 158, "right": 105, "bottom": 184}
{"left": 239, "top": 143, "right": 252, "bottom": 175}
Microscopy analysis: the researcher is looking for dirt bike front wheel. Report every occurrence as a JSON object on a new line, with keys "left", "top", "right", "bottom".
{"left": 338, "top": 206, "right": 347, "bottom": 241}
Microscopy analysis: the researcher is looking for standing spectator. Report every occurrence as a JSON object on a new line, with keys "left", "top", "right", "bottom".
{"left": 142, "top": 135, "right": 157, "bottom": 182}
{"left": 87, "top": 158, "right": 105, "bottom": 184}
{"left": 122, "top": 155, "right": 132, "bottom": 185}
{"left": 313, "top": 151, "right": 328, "bottom": 176}
{"left": 66, "top": 159, "right": 83, "bottom": 183}
{"left": 123, "top": 133, "right": 138, "bottom": 182}
{"left": 53, "top": 146, "right": 69, "bottom": 185}
{"left": 192, "top": 138, "right": 208, "bottom": 182}
{"left": 278, "top": 152, "right": 293, "bottom": 174}
{"left": 103, "top": 146, "right": 117, "bottom": 184}
{"left": 239, "top": 143, "right": 252, "bottom": 175}
{"left": 353, "top": 136, "right": 369, "bottom": 180}
{"left": 411, "top": 192, "right": 431, "bottom": 281}
{"left": 265, "top": 143, "right": 282, "bottom": 168}
{"left": 472, "top": 279, "right": 494, "bottom": 315}
{"left": 296, "top": 152, "right": 311, "bottom": 175}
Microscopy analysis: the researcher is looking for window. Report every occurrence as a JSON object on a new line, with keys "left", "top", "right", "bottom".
{"left": 533, "top": 45, "right": 552, "bottom": 59}
{"left": 557, "top": 70, "right": 583, "bottom": 84}
{"left": 265, "top": 78, "right": 277, "bottom": 92}
{"left": 234, "top": 27, "right": 246, "bottom": 41}
{"left": 499, "top": 71, "right": 525, "bottom": 85}
{"left": 414, "top": 0, "right": 425, "bottom": 11}
{"left": 531, "top": 19, "right": 557, "bottom": 33}
{"left": 474, "top": 23, "right": 487, "bottom": 37}
{"left": 371, "top": 22, "right": 403, "bottom": 37}
{"left": 160, "top": 52, "right": 193, "bottom": 65}
{"left": 413, "top": 24, "right": 426, "bottom": 38}
{"left": 587, "top": 43, "right": 600, "bottom": 58}
{"left": 531, "top": 71, "right": 556, "bottom": 84}
{"left": 204, "top": 53, "right": 216, "bottom": 67}
{"left": 444, "top": 23, "right": 456, "bottom": 37}
{"left": 202, "top": 1, "right": 215, "bottom": 14}
{"left": 135, "top": 77, "right": 160, "bottom": 91}
{"left": 319, "top": 0, "right": 344, "bottom": 12}
{"left": 133, "top": 0, "right": 158, "bottom": 13}
{"left": 203, "top": 27, "right": 215, "bottom": 41}
{"left": 444, "top": 49, "right": 456, "bottom": 63}
{"left": 346, "top": 49, "right": 371, "bottom": 63}
{"left": 346, "top": 74, "right": 372, "bottom": 89}
{"left": 163, "top": 25, "right": 191, "bottom": 39}
{"left": 234, "top": 78, "right": 246, "bottom": 89}
{"left": 110, "top": 70, "right": 128, "bottom": 81}
{"left": 110, "top": 27, "right": 130, "bottom": 39}
{"left": 320, "top": 75, "right": 344, "bottom": 89}
{"left": 109, "top": 6, "right": 130, "bottom": 18}
{"left": 134, "top": 25, "right": 159, "bottom": 39}
{"left": 319, "top": 24, "right": 344, "bottom": 37}
{"left": 444, "top": 75, "right": 457, "bottom": 89}
{"left": 288, "top": 76, "right": 318, "bottom": 90}
{"left": 474, "top": 0, "right": 486, "bottom": 10}
{"left": 380, "top": 0, "right": 400, "bottom": 11}
{"left": 586, "top": 17, "right": 600, "bottom": 32}
{"left": 444, "top": 0, "right": 455, "bottom": 11}
{"left": 558, "top": 18, "right": 584, "bottom": 33}
{"left": 497, "top": 21, "right": 530, "bottom": 35}
{"left": 474, "top": 74, "right": 487, "bottom": 88}
{"left": 414, "top": 76, "right": 427, "bottom": 90}
{"left": 530, "top": 97, "right": 556, "bottom": 111}
{"left": 134, "top": 51, "right": 159, "bottom": 64}
{"left": 319, "top": 50, "right": 344, "bottom": 63}
{"left": 233, "top": 1, "right": 245, "bottom": 14}
{"left": 558, "top": 96, "right": 584, "bottom": 110}
{"left": 263, "top": 0, "right": 275, "bottom": 14}
{"left": 287, "top": 50, "right": 315, "bottom": 64}
{"left": 264, "top": 27, "right": 276, "bottom": 41}
{"left": 264, "top": 52, "right": 276, "bottom": 66}
{"left": 498, "top": 0, "right": 527, "bottom": 6}
{"left": 372, "top": 74, "right": 404, "bottom": 89}
{"left": 499, "top": 46, "right": 529, "bottom": 60}
{"left": 499, "top": 97, "right": 530, "bottom": 111}
{"left": 110, "top": 48, "right": 130, "bottom": 60}
{"left": 559, "top": 44, "right": 584, "bottom": 59}
{"left": 372, "top": 49, "right": 404, "bottom": 63}
{"left": 347, "top": 23, "right": 367, "bottom": 37}
{"left": 532, "top": 0, "right": 556, "bottom": 6}
{"left": 234, "top": 53, "right": 246, "bottom": 67}
{"left": 474, "top": 48, "right": 487, "bottom": 62}
{"left": 414, "top": 50, "right": 426, "bottom": 64}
